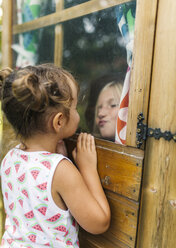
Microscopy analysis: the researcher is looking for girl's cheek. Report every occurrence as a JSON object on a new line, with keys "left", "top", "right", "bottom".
{"left": 112, "top": 107, "right": 120, "bottom": 118}
{"left": 95, "top": 117, "right": 99, "bottom": 125}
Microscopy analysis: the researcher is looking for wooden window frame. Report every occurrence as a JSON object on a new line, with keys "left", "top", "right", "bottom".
{"left": 10, "top": 0, "right": 158, "bottom": 149}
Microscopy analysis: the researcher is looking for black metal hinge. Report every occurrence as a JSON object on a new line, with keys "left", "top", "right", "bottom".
{"left": 136, "top": 113, "right": 176, "bottom": 148}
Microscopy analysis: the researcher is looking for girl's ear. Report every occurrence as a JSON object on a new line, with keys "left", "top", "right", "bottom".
{"left": 52, "top": 112, "right": 65, "bottom": 133}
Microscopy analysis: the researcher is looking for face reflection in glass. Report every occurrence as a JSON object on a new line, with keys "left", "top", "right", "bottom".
{"left": 95, "top": 83, "right": 122, "bottom": 141}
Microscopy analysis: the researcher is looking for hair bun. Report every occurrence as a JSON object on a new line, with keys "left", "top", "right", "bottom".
{"left": 12, "top": 73, "right": 49, "bottom": 112}
{"left": 0, "top": 67, "right": 13, "bottom": 98}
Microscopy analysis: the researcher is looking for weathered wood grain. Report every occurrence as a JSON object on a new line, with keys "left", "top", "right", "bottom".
{"left": 2, "top": 0, "right": 12, "bottom": 68}
{"left": 66, "top": 136, "right": 144, "bottom": 201}
{"left": 137, "top": 0, "right": 176, "bottom": 247}
{"left": 126, "top": 0, "right": 158, "bottom": 148}
{"left": 79, "top": 191, "right": 139, "bottom": 247}
{"left": 54, "top": 0, "right": 64, "bottom": 67}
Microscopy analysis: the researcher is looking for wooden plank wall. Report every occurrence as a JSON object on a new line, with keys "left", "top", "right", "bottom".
{"left": 66, "top": 137, "right": 144, "bottom": 247}
{"left": 136, "top": 0, "right": 176, "bottom": 247}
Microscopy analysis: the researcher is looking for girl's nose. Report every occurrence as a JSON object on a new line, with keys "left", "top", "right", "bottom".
{"left": 98, "top": 106, "right": 108, "bottom": 118}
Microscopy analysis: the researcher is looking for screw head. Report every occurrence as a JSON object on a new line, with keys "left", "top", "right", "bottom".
{"left": 149, "top": 130, "right": 153, "bottom": 135}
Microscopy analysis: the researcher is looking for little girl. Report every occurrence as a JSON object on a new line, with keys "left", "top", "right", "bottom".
{"left": 0, "top": 64, "right": 110, "bottom": 247}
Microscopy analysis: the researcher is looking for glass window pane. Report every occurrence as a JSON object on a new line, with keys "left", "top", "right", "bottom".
{"left": 13, "top": 0, "right": 56, "bottom": 25}
{"left": 64, "top": 0, "right": 90, "bottom": 9}
{"left": 12, "top": 0, "right": 136, "bottom": 144}
{"left": 12, "top": 25, "right": 55, "bottom": 67}
{"left": 62, "top": 1, "right": 136, "bottom": 143}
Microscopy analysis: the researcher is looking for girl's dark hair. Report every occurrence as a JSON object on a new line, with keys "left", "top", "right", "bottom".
{"left": 0, "top": 63, "right": 78, "bottom": 139}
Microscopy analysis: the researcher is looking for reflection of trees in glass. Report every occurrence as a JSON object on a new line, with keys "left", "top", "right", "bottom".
{"left": 63, "top": 7, "right": 127, "bottom": 82}
{"left": 41, "top": 0, "right": 55, "bottom": 15}
{"left": 38, "top": 26, "right": 55, "bottom": 64}
{"left": 62, "top": 7, "right": 127, "bottom": 132}
{"left": 36, "top": 5, "right": 128, "bottom": 132}
{"left": 64, "top": 0, "right": 89, "bottom": 9}
{"left": 38, "top": 1, "right": 55, "bottom": 64}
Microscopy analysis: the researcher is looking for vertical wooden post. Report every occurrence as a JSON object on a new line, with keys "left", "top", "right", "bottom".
{"left": 54, "top": 0, "right": 64, "bottom": 67}
{"left": 0, "top": 0, "right": 13, "bottom": 241}
{"left": 0, "top": 0, "right": 13, "bottom": 240}
{"left": 126, "top": 0, "right": 158, "bottom": 147}
{"left": 1, "top": 0, "right": 13, "bottom": 68}
{"left": 1, "top": 0, "right": 14, "bottom": 157}
{"left": 137, "top": 0, "right": 176, "bottom": 247}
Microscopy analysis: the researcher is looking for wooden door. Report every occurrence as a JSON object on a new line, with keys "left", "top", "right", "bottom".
{"left": 1, "top": 0, "right": 159, "bottom": 247}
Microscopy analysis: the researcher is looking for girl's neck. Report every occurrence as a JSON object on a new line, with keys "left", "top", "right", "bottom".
{"left": 20, "top": 133, "right": 59, "bottom": 153}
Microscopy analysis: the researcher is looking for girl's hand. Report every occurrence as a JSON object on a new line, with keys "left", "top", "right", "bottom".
{"left": 72, "top": 133, "right": 97, "bottom": 171}
{"left": 56, "top": 140, "right": 68, "bottom": 157}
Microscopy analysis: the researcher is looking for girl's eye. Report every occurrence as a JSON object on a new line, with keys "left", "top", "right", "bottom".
{"left": 110, "top": 104, "right": 119, "bottom": 108}
{"left": 97, "top": 105, "right": 102, "bottom": 110}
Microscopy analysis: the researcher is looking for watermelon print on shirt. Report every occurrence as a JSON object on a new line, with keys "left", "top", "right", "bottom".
{"left": 0, "top": 147, "right": 79, "bottom": 247}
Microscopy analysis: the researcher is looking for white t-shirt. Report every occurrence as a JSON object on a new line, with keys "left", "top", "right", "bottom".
{"left": 0, "top": 147, "right": 79, "bottom": 247}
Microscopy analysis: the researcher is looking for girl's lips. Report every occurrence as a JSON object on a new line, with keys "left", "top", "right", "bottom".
{"left": 98, "top": 120, "right": 107, "bottom": 127}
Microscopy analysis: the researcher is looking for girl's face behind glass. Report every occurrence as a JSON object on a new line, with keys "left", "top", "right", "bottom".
{"left": 95, "top": 87, "right": 120, "bottom": 141}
